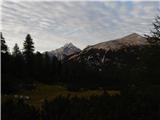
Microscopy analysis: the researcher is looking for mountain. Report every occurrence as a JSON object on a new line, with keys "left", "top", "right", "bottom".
{"left": 46, "top": 43, "right": 81, "bottom": 60}
{"left": 68, "top": 33, "right": 149, "bottom": 69}
{"left": 83, "top": 33, "right": 147, "bottom": 52}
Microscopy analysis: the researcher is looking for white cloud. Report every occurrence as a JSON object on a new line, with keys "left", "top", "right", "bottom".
{"left": 1, "top": 1, "right": 160, "bottom": 52}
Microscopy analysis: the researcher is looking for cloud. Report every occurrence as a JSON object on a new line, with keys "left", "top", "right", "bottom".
{"left": 1, "top": 1, "right": 160, "bottom": 52}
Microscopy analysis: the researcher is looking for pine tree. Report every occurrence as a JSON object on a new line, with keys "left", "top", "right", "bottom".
{"left": 12, "top": 43, "right": 21, "bottom": 57}
{"left": 23, "top": 34, "right": 35, "bottom": 78}
{"left": 151, "top": 16, "right": 160, "bottom": 40}
{"left": 146, "top": 16, "right": 160, "bottom": 44}
{"left": 23, "top": 34, "right": 35, "bottom": 61}
{"left": 1, "top": 32, "right": 8, "bottom": 53}
{"left": 144, "top": 15, "right": 160, "bottom": 83}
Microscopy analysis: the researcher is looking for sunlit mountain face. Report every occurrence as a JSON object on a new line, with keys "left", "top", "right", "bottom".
{"left": 1, "top": 1, "right": 160, "bottom": 52}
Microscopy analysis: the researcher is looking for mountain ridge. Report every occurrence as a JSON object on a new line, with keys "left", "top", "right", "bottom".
{"left": 45, "top": 42, "right": 81, "bottom": 60}
{"left": 84, "top": 33, "right": 148, "bottom": 52}
{"left": 68, "top": 33, "right": 149, "bottom": 64}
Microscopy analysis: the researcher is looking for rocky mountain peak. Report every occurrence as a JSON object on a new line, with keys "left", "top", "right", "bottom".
{"left": 45, "top": 42, "right": 81, "bottom": 60}
{"left": 64, "top": 42, "right": 74, "bottom": 48}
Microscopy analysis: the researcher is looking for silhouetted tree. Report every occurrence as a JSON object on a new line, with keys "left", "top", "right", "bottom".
{"left": 12, "top": 43, "right": 21, "bottom": 56}
{"left": 146, "top": 16, "right": 160, "bottom": 44}
{"left": 1, "top": 32, "right": 8, "bottom": 53}
{"left": 23, "top": 34, "right": 35, "bottom": 77}
{"left": 143, "top": 15, "right": 160, "bottom": 83}
{"left": 1, "top": 33, "right": 16, "bottom": 93}
{"left": 12, "top": 43, "right": 25, "bottom": 78}
{"left": 24, "top": 34, "right": 34, "bottom": 49}
{"left": 23, "top": 34, "right": 35, "bottom": 60}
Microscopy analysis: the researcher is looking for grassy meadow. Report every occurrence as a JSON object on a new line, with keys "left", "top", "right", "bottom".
{"left": 2, "top": 84, "right": 120, "bottom": 108}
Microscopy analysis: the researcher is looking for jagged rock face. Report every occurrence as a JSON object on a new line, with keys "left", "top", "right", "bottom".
{"left": 68, "top": 33, "right": 149, "bottom": 70}
{"left": 46, "top": 43, "right": 81, "bottom": 60}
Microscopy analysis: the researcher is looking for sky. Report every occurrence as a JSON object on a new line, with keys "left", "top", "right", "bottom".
{"left": 1, "top": 0, "right": 160, "bottom": 52}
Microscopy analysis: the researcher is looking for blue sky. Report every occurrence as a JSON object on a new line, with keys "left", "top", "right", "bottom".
{"left": 1, "top": 1, "right": 160, "bottom": 52}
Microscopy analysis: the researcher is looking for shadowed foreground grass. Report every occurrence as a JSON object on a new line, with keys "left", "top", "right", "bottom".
{"left": 2, "top": 84, "right": 120, "bottom": 108}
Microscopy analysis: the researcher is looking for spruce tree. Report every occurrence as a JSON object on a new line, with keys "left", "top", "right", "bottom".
{"left": 23, "top": 34, "right": 35, "bottom": 61}
{"left": 12, "top": 43, "right": 21, "bottom": 57}
{"left": 23, "top": 34, "right": 35, "bottom": 78}
{"left": 144, "top": 15, "right": 160, "bottom": 83}
{"left": 1, "top": 32, "right": 8, "bottom": 53}
{"left": 151, "top": 16, "right": 160, "bottom": 40}
{"left": 146, "top": 16, "right": 160, "bottom": 44}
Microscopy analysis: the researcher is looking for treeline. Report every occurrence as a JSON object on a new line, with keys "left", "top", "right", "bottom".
{"left": 2, "top": 87, "right": 160, "bottom": 120}
{"left": 1, "top": 34, "right": 62, "bottom": 94}
{"left": 62, "top": 43, "right": 160, "bottom": 90}
{"left": 1, "top": 16, "right": 160, "bottom": 94}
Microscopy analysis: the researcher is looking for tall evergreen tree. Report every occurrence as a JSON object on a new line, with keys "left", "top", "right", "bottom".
{"left": 23, "top": 34, "right": 35, "bottom": 78}
{"left": 1, "top": 32, "right": 8, "bottom": 53}
{"left": 23, "top": 34, "right": 35, "bottom": 60}
{"left": 1, "top": 33, "right": 15, "bottom": 93}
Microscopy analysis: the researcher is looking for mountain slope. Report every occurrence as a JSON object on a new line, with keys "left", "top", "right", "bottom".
{"left": 84, "top": 33, "right": 148, "bottom": 51}
{"left": 68, "top": 33, "right": 149, "bottom": 69}
{"left": 47, "top": 43, "right": 81, "bottom": 60}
